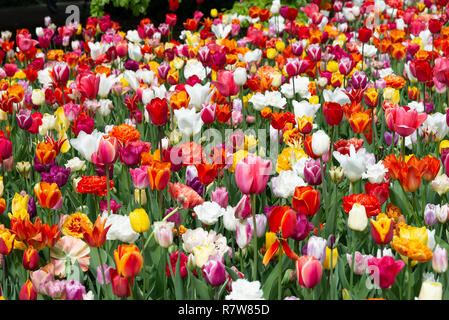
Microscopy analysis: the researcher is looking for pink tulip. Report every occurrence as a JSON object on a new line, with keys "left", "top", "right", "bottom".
{"left": 17, "top": 34, "right": 38, "bottom": 52}
{"left": 385, "top": 106, "right": 427, "bottom": 137}
{"left": 306, "top": 44, "right": 322, "bottom": 62}
{"left": 231, "top": 110, "right": 243, "bottom": 127}
{"left": 367, "top": 256, "right": 405, "bottom": 289}
{"left": 285, "top": 58, "right": 301, "bottom": 77}
{"left": 93, "top": 136, "right": 119, "bottom": 166}
{"left": 434, "top": 57, "right": 449, "bottom": 86}
{"left": 295, "top": 255, "right": 323, "bottom": 289}
{"left": 4, "top": 64, "right": 17, "bottom": 78}
{"left": 235, "top": 154, "right": 272, "bottom": 194}
{"left": 202, "top": 255, "right": 226, "bottom": 287}
{"left": 119, "top": 141, "right": 150, "bottom": 167}
{"left": 236, "top": 221, "right": 252, "bottom": 249}
{"left": 200, "top": 103, "right": 216, "bottom": 125}
{"left": 338, "top": 57, "right": 353, "bottom": 75}
{"left": 212, "top": 70, "right": 239, "bottom": 97}
{"left": 116, "top": 41, "right": 128, "bottom": 58}
{"left": 211, "top": 186, "right": 228, "bottom": 208}
{"left": 75, "top": 73, "right": 100, "bottom": 100}
{"left": 129, "top": 166, "right": 150, "bottom": 189}
{"left": 234, "top": 194, "right": 253, "bottom": 219}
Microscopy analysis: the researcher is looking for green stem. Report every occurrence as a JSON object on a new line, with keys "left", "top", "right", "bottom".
{"left": 407, "top": 260, "right": 412, "bottom": 300}
{"left": 97, "top": 247, "right": 108, "bottom": 300}
{"left": 251, "top": 194, "right": 258, "bottom": 281}
{"left": 129, "top": 278, "right": 134, "bottom": 300}
{"left": 278, "top": 242, "right": 283, "bottom": 300}
{"left": 141, "top": 235, "right": 146, "bottom": 299}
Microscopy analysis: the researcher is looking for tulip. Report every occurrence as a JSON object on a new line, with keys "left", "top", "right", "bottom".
{"left": 147, "top": 161, "right": 171, "bottom": 191}
{"left": 346, "top": 251, "right": 373, "bottom": 275}
{"left": 311, "top": 130, "right": 330, "bottom": 156}
{"left": 295, "top": 255, "right": 323, "bottom": 289}
{"left": 65, "top": 280, "right": 86, "bottom": 300}
{"left": 202, "top": 256, "right": 226, "bottom": 287}
{"left": 23, "top": 246, "right": 39, "bottom": 270}
{"left": 248, "top": 214, "right": 268, "bottom": 238}
{"left": 97, "top": 263, "right": 112, "bottom": 284}
{"left": 110, "top": 268, "right": 131, "bottom": 298}
{"left": 51, "top": 62, "right": 70, "bottom": 85}
{"left": 424, "top": 204, "right": 438, "bottom": 227}
{"left": 322, "top": 102, "right": 343, "bottom": 126}
{"left": 200, "top": 103, "right": 216, "bottom": 125}
{"left": 292, "top": 186, "right": 320, "bottom": 217}
{"left": 129, "top": 166, "right": 150, "bottom": 189}
{"left": 323, "top": 247, "right": 338, "bottom": 270}
{"left": 16, "top": 109, "right": 33, "bottom": 130}
{"left": 146, "top": 98, "right": 169, "bottom": 126}
{"left": 291, "top": 213, "right": 313, "bottom": 241}
{"left": 234, "top": 194, "right": 252, "bottom": 220}
{"left": 129, "top": 208, "right": 150, "bottom": 233}
{"left": 418, "top": 280, "right": 442, "bottom": 300}
{"left": 432, "top": 245, "right": 448, "bottom": 273}
{"left": 306, "top": 44, "right": 321, "bottom": 62}
{"left": 235, "top": 154, "right": 272, "bottom": 195}
{"left": 348, "top": 203, "right": 368, "bottom": 231}
{"left": 358, "top": 27, "right": 372, "bottom": 43}
{"left": 93, "top": 135, "right": 119, "bottom": 166}
{"left": 367, "top": 256, "right": 405, "bottom": 289}
{"left": 303, "top": 159, "right": 322, "bottom": 186}
{"left": 370, "top": 213, "right": 394, "bottom": 245}
{"left": 338, "top": 57, "right": 353, "bottom": 75}
{"left": 236, "top": 220, "right": 252, "bottom": 249}
{"left": 114, "top": 244, "right": 143, "bottom": 279}
{"left": 0, "top": 231, "right": 15, "bottom": 255}
{"left": 83, "top": 215, "right": 111, "bottom": 248}
{"left": 233, "top": 67, "right": 247, "bottom": 86}
{"left": 34, "top": 182, "right": 62, "bottom": 210}
{"left": 75, "top": 73, "right": 100, "bottom": 100}
{"left": 211, "top": 187, "right": 228, "bottom": 208}
{"left": 410, "top": 59, "right": 432, "bottom": 83}
{"left": 154, "top": 221, "right": 174, "bottom": 248}
{"left": 212, "top": 70, "right": 239, "bottom": 97}
{"left": 19, "top": 280, "right": 37, "bottom": 300}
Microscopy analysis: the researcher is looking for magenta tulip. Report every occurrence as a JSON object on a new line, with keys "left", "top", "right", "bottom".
{"left": 211, "top": 186, "right": 228, "bottom": 208}
{"left": 303, "top": 159, "right": 323, "bottom": 186}
{"left": 129, "top": 166, "right": 150, "bottom": 189}
{"left": 366, "top": 256, "right": 405, "bottom": 289}
{"left": 234, "top": 194, "right": 253, "bottom": 219}
{"left": 51, "top": 62, "right": 70, "bottom": 85}
{"left": 235, "top": 154, "right": 272, "bottom": 195}
{"left": 201, "top": 256, "right": 226, "bottom": 287}
{"left": 92, "top": 136, "right": 119, "bottom": 166}
{"left": 212, "top": 70, "right": 239, "bottom": 97}
{"left": 200, "top": 103, "right": 216, "bottom": 125}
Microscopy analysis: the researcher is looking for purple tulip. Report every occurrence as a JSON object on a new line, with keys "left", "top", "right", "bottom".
{"left": 157, "top": 62, "right": 170, "bottom": 80}
{"left": 27, "top": 196, "right": 36, "bottom": 218}
{"left": 303, "top": 159, "right": 323, "bottom": 186}
{"left": 165, "top": 207, "right": 181, "bottom": 227}
{"left": 186, "top": 166, "right": 203, "bottom": 196}
{"left": 16, "top": 109, "right": 33, "bottom": 130}
{"left": 202, "top": 255, "right": 226, "bottom": 287}
{"left": 292, "top": 213, "right": 313, "bottom": 241}
{"left": 41, "top": 166, "right": 71, "bottom": 187}
{"left": 384, "top": 131, "right": 399, "bottom": 146}
{"left": 33, "top": 156, "right": 54, "bottom": 173}
{"left": 124, "top": 60, "right": 139, "bottom": 71}
{"left": 247, "top": 214, "right": 267, "bottom": 238}
{"left": 424, "top": 204, "right": 438, "bottom": 227}
{"left": 425, "top": 102, "right": 434, "bottom": 114}
{"left": 65, "top": 280, "right": 86, "bottom": 300}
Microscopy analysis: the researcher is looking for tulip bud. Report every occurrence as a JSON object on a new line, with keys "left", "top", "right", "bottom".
{"left": 187, "top": 254, "right": 196, "bottom": 272}
{"left": 134, "top": 188, "right": 147, "bottom": 206}
{"left": 19, "top": 280, "right": 37, "bottom": 300}
{"left": 23, "top": 246, "right": 39, "bottom": 270}
{"left": 424, "top": 204, "right": 438, "bottom": 226}
{"left": 329, "top": 166, "right": 344, "bottom": 184}
{"left": 129, "top": 208, "right": 151, "bottom": 233}
{"left": 247, "top": 214, "right": 267, "bottom": 238}
{"left": 234, "top": 195, "right": 252, "bottom": 220}
{"left": 16, "top": 161, "right": 31, "bottom": 179}
{"left": 233, "top": 67, "right": 247, "bottom": 86}
{"left": 323, "top": 247, "right": 338, "bottom": 270}
{"left": 303, "top": 159, "right": 323, "bottom": 185}
{"left": 211, "top": 187, "right": 228, "bottom": 208}
{"left": 348, "top": 203, "right": 368, "bottom": 231}
{"left": 97, "top": 263, "right": 112, "bottom": 285}
{"left": 432, "top": 245, "right": 448, "bottom": 273}
{"left": 436, "top": 204, "right": 449, "bottom": 223}
{"left": 311, "top": 130, "right": 330, "bottom": 156}
{"left": 154, "top": 221, "right": 174, "bottom": 248}
{"left": 295, "top": 255, "right": 323, "bottom": 288}
{"left": 236, "top": 220, "right": 252, "bottom": 249}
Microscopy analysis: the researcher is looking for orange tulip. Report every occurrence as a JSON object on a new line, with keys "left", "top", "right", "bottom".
{"left": 391, "top": 43, "right": 406, "bottom": 60}
{"left": 292, "top": 186, "right": 320, "bottom": 217}
{"left": 0, "top": 228, "right": 15, "bottom": 255}
{"left": 35, "top": 141, "right": 57, "bottom": 165}
{"left": 83, "top": 215, "right": 111, "bottom": 248}
{"left": 147, "top": 161, "right": 171, "bottom": 191}
{"left": 114, "top": 244, "right": 143, "bottom": 278}
{"left": 34, "top": 182, "right": 62, "bottom": 209}
{"left": 422, "top": 155, "right": 440, "bottom": 181}
{"left": 23, "top": 246, "right": 39, "bottom": 270}
{"left": 195, "top": 163, "right": 218, "bottom": 186}
{"left": 349, "top": 111, "right": 371, "bottom": 134}
{"left": 383, "top": 154, "right": 402, "bottom": 180}
{"left": 398, "top": 155, "right": 426, "bottom": 193}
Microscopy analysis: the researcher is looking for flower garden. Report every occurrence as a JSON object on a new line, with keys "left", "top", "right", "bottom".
{"left": 0, "top": 0, "right": 448, "bottom": 301}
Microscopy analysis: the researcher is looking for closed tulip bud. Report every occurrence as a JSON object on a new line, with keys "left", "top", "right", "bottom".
{"left": 110, "top": 268, "right": 131, "bottom": 298}
{"left": 129, "top": 208, "right": 150, "bottom": 233}
{"left": 236, "top": 220, "right": 252, "bottom": 249}
{"left": 233, "top": 67, "right": 247, "bottom": 86}
{"left": 154, "top": 221, "right": 174, "bottom": 248}
{"left": 418, "top": 280, "right": 443, "bottom": 300}
{"left": 432, "top": 245, "right": 448, "bottom": 273}
{"left": 200, "top": 103, "right": 216, "bottom": 125}
{"left": 23, "top": 246, "right": 39, "bottom": 270}
{"left": 329, "top": 166, "right": 344, "bottom": 184}
{"left": 94, "top": 136, "right": 119, "bottom": 166}
{"left": 16, "top": 161, "right": 31, "bottom": 178}
{"left": 348, "top": 203, "right": 368, "bottom": 231}
{"left": 323, "top": 247, "right": 338, "bottom": 270}
{"left": 248, "top": 214, "right": 267, "bottom": 238}
{"left": 311, "top": 130, "right": 330, "bottom": 156}
{"left": 436, "top": 204, "right": 449, "bottom": 223}
{"left": 234, "top": 194, "right": 252, "bottom": 220}
{"left": 424, "top": 204, "right": 438, "bottom": 226}
{"left": 211, "top": 187, "right": 228, "bottom": 208}
{"left": 202, "top": 255, "right": 226, "bottom": 287}
{"left": 295, "top": 255, "right": 323, "bottom": 289}
{"left": 19, "top": 280, "right": 37, "bottom": 300}
{"left": 114, "top": 244, "right": 143, "bottom": 278}
{"left": 187, "top": 254, "right": 196, "bottom": 272}
{"left": 134, "top": 189, "right": 147, "bottom": 206}
{"left": 303, "top": 159, "right": 323, "bottom": 186}
{"left": 51, "top": 62, "right": 70, "bottom": 85}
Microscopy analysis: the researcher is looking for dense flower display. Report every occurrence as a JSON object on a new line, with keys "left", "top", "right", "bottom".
{"left": 0, "top": 0, "right": 448, "bottom": 301}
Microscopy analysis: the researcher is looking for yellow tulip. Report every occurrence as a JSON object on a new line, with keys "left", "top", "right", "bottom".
{"left": 129, "top": 208, "right": 151, "bottom": 233}
{"left": 192, "top": 244, "right": 215, "bottom": 268}
{"left": 267, "top": 48, "right": 277, "bottom": 59}
{"left": 439, "top": 140, "right": 449, "bottom": 153}
{"left": 323, "top": 247, "right": 338, "bottom": 270}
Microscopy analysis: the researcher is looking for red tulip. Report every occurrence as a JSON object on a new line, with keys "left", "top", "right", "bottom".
{"left": 75, "top": 73, "right": 100, "bottom": 100}
{"left": 409, "top": 59, "right": 432, "bottom": 83}
{"left": 364, "top": 182, "right": 390, "bottom": 205}
{"left": 428, "top": 19, "right": 443, "bottom": 34}
{"left": 110, "top": 268, "right": 131, "bottom": 297}
{"left": 322, "top": 102, "right": 343, "bottom": 126}
{"left": 212, "top": 70, "right": 239, "bottom": 97}
{"left": 23, "top": 246, "right": 39, "bottom": 270}
{"left": 358, "top": 27, "right": 373, "bottom": 43}
{"left": 292, "top": 186, "right": 320, "bottom": 217}
{"left": 146, "top": 98, "right": 169, "bottom": 126}
{"left": 19, "top": 280, "right": 37, "bottom": 300}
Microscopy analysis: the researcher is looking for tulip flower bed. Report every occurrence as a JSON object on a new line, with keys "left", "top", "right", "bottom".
{"left": 1, "top": 0, "right": 449, "bottom": 301}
